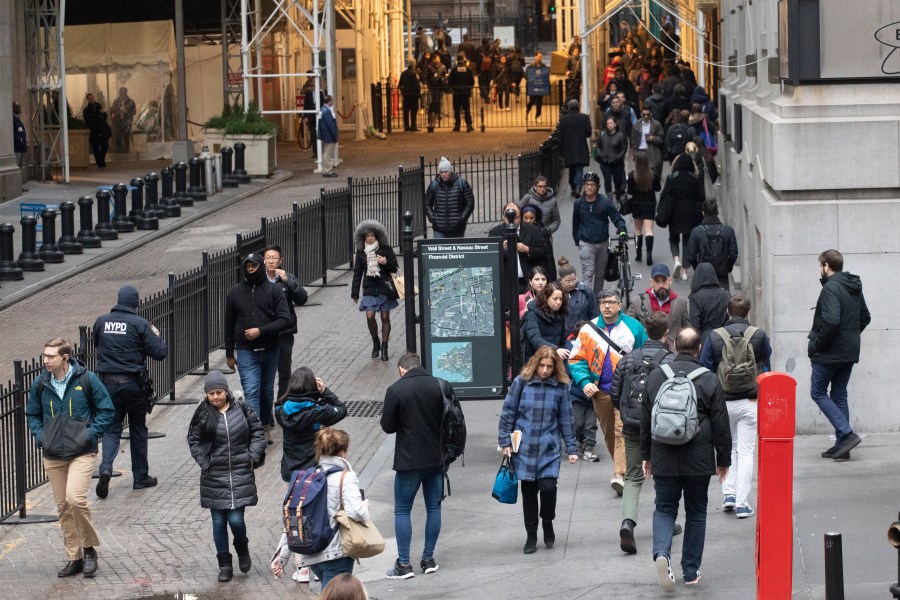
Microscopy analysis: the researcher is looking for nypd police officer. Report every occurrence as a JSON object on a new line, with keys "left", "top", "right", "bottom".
{"left": 93, "top": 285, "right": 168, "bottom": 499}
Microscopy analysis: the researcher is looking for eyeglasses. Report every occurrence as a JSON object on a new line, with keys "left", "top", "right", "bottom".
{"left": 41, "top": 353, "right": 62, "bottom": 360}
{"left": 599, "top": 300, "right": 621, "bottom": 307}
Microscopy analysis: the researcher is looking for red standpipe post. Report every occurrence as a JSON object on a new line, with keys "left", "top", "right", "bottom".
{"left": 756, "top": 372, "right": 797, "bottom": 600}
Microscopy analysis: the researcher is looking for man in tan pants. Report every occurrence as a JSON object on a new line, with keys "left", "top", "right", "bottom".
{"left": 25, "top": 338, "right": 115, "bottom": 578}
{"left": 569, "top": 289, "right": 649, "bottom": 495}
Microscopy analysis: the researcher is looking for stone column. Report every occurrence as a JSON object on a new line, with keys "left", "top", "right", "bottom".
{"left": 0, "top": 0, "right": 24, "bottom": 202}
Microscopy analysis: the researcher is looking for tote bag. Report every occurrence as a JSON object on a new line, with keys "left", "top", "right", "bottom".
{"left": 334, "top": 470, "right": 385, "bottom": 559}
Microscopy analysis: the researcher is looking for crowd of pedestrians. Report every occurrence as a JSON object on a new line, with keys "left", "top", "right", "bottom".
{"left": 17, "top": 20, "right": 873, "bottom": 598}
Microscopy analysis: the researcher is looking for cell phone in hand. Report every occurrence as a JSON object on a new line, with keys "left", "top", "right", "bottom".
{"left": 360, "top": 489, "right": 366, "bottom": 500}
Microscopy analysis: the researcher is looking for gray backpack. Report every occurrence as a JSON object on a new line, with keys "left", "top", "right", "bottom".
{"left": 713, "top": 326, "right": 758, "bottom": 394}
{"left": 650, "top": 364, "right": 706, "bottom": 445}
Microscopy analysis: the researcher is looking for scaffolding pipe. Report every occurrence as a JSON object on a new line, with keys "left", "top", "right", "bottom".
{"left": 697, "top": 7, "right": 706, "bottom": 88}
{"left": 58, "top": 0, "right": 69, "bottom": 183}
{"left": 241, "top": 0, "right": 251, "bottom": 110}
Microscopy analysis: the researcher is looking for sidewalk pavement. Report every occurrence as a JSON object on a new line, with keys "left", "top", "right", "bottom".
{"left": 0, "top": 133, "right": 897, "bottom": 599}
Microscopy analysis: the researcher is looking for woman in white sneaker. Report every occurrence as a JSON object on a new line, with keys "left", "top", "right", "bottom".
{"left": 271, "top": 428, "right": 369, "bottom": 591}
{"left": 498, "top": 347, "right": 579, "bottom": 554}
{"left": 274, "top": 367, "right": 348, "bottom": 583}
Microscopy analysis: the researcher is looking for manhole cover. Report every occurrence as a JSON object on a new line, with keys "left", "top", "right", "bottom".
{"left": 344, "top": 400, "right": 383, "bottom": 418}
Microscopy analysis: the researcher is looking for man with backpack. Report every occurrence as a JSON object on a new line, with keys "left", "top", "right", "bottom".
{"left": 380, "top": 352, "right": 449, "bottom": 579}
{"left": 570, "top": 289, "right": 647, "bottom": 496}
{"left": 641, "top": 328, "right": 731, "bottom": 592}
{"left": 611, "top": 311, "right": 678, "bottom": 554}
{"left": 685, "top": 200, "right": 738, "bottom": 290}
{"left": 699, "top": 294, "right": 771, "bottom": 518}
{"left": 663, "top": 110, "right": 692, "bottom": 164}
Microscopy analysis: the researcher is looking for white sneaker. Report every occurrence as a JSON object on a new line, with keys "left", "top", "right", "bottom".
{"left": 610, "top": 475, "right": 624, "bottom": 496}
{"left": 655, "top": 555, "right": 676, "bottom": 593}
{"left": 506, "top": 107, "right": 511, "bottom": 112}
{"left": 292, "top": 566, "right": 310, "bottom": 583}
{"left": 672, "top": 260, "right": 683, "bottom": 280}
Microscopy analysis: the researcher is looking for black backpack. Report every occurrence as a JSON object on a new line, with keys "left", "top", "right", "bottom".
{"left": 665, "top": 124, "right": 689, "bottom": 158}
{"left": 438, "top": 378, "right": 466, "bottom": 500}
{"left": 620, "top": 348, "right": 670, "bottom": 429}
{"left": 699, "top": 224, "right": 729, "bottom": 279}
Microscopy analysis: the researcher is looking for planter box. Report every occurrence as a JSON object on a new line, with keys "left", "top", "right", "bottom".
{"left": 67, "top": 129, "right": 91, "bottom": 168}
{"left": 202, "top": 129, "right": 277, "bottom": 177}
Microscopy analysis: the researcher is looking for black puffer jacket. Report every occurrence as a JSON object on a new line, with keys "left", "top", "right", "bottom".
{"left": 424, "top": 173, "right": 475, "bottom": 234}
{"left": 808, "top": 271, "right": 871, "bottom": 365}
{"left": 688, "top": 263, "right": 730, "bottom": 344}
{"left": 275, "top": 388, "right": 347, "bottom": 481}
{"left": 187, "top": 396, "right": 267, "bottom": 509}
{"left": 641, "top": 353, "right": 731, "bottom": 476}
{"left": 351, "top": 220, "right": 399, "bottom": 301}
{"left": 521, "top": 303, "right": 567, "bottom": 364}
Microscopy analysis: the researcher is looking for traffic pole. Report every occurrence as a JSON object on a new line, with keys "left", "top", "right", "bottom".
{"left": 756, "top": 372, "right": 797, "bottom": 600}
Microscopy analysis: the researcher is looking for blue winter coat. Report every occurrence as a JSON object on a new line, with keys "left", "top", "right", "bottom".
{"left": 498, "top": 375, "right": 577, "bottom": 481}
{"left": 319, "top": 105, "right": 338, "bottom": 143}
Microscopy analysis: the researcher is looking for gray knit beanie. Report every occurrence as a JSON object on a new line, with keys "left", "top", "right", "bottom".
{"left": 438, "top": 157, "right": 452, "bottom": 173}
{"left": 204, "top": 370, "right": 231, "bottom": 394}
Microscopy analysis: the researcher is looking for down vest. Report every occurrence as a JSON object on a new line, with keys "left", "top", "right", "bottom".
{"left": 424, "top": 173, "right": 475, "bottom": 234}
{"left": 187, "top": 396, "right": 267, "bottom": 510}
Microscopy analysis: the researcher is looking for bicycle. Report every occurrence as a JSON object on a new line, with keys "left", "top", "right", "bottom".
{"left": 295, "top": 115, "right": 312, "bottom": 149}
{"left": 609, "top": 234, "right": 642, "bottom": 314}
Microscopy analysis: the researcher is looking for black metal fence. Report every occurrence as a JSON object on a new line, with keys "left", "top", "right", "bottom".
{"left": 372, "top": 80, "right": 564, "bottom": 133}
{"left": 0, "top": 134, "right": 560, "bottom": 522}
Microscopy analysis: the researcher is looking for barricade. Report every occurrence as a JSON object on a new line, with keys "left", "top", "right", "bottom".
{"left": 0, "top": 133, "right": 559, "bottom": 522}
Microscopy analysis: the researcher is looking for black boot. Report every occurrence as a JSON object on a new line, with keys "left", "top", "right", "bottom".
{"left": 83, "top": 546, "right": 98, "bottom": 578}
{"left": 635, "top": 236, "right": 643, "bottom": 262}
{"left": 217, "top": 552, "right": 233, "bottom": 582}
{"left": 380, "top": 341, "right": 389, "bottom": 362}
{"left": 542, "top": 520, "right": 555, "bottom": 549}
{"left": 645, "top": 236, "right": 654, "bottom": 266}
{"left": 234, "top": 540, "right": 251, "bottom": 573}
{"left": 619, "top": 519, "right": 637, "bottom": 554}
{"left": 523, "top": 531, "right": 538, "bottom": 554}
{"left": 371, "top": 335, "right": 381, "bottom": 359}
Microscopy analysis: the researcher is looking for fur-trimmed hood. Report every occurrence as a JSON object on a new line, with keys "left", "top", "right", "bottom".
{"left": 353, "top": 219, "right": 390, "bottom": 249}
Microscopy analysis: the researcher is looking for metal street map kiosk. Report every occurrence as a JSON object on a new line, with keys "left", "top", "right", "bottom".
{"left": 418, "top": 239, "right": 505, "bottom": 399}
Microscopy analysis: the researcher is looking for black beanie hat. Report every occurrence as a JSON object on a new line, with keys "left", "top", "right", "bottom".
{"left": 117, "top": 285, "right": 140, "bottom": 308}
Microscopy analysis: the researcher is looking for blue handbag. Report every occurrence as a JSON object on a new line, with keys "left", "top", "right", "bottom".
{"left": 492, "top": 456, "right": 518, "bottom": 504}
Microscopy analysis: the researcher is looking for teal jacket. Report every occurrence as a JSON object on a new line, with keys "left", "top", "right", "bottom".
{"left": 569, "top": 312, "right": 648, "bottom": 393}
{"left": 25, "top": 359, "right": 116, "bottom": 460}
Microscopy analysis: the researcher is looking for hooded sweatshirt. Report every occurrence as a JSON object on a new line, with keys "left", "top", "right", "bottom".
{"left": 224, "top": 258, "right": 292, "bottom": 357}
{"left": 808, "top": 271, "right": 871, "bottom": 365}
{"left": 688, "top": 263, "right": 730, "bottom": 344}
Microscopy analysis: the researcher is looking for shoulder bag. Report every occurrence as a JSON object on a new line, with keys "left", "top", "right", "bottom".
{"left": 334, "top": 470, "right": 385, "bottom": 559}
{"left": 491, "top": 456, "right": 518, "bottom": 504}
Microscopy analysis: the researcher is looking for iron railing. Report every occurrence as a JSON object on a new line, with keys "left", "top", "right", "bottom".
{"left": 0, "top": 133, "right": 560, "bottom": 522}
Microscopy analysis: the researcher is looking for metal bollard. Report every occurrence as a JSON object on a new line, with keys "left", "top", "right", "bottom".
{"left": 233, "top": 141, "right": 250, "bottom": 183}
{"left": 220, "top": 146, "right": 238, "bottom": 188}
{"left": 95, "top": 190, "right": 118, "bottom": 240}
{"left": 57, "top": 201, "right": 83, "bottom": 254}
{"left": 144, "top": 172, "right": 166, "bottom": 219}
{"left": 17, "top": 216, "right": 44, "bottom": 271}
{"left": 0, "top": 223, "right": 24, "bottom": 280}
{"left": 129, "top": 177, "right": 159, "bottom": 230}
{"left": 213, "top": 153, "right": 223, "bottom": 191}
{"left": 200, "top": 146, "right": 216, "bottom": 195}
{"left": 38, "top": 208, "right": 64, "bottom": 263}
{"left": 888, "top": 514, "right": 900, "bottom": 598}
{"left": 824, "top": 533, "right": 845, "bottom": 600}
{"left": 111, "top": 183, "right": 135, "bottom": 233}
{"left": 187, "top": 157, "right": 207, "bottom": 201}
{"left": 160, "top": 166, "right": 182, "bottom": 216}
{"left": 76, "top": 195, "right": 102, "bottom": 248}
{"left": 174, "top": 161, "right": 193, "bottom": 206}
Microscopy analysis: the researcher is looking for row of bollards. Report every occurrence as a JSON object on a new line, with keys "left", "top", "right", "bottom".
{"left": 0, "top": 144, "right": 248, "bottom": 283}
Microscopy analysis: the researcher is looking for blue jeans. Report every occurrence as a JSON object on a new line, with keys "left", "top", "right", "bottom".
{"left": 309, "top": 556, "right": 355, "bottom": 592}
{"left": 99, "top": 378, "right": 149, "bottom": 481}
{"left": 210, "top": 508, "right": 247, "bottom": 554}
{"left": 652, "top": 475, "right": 709, "bottom": 582}
{"left": 394, "top": 468, "right": 442, "bottom": 565}
{"left": 432, "top": 227, "right": 466, "bottom": 239}
{"left": 235, "top": 348, "right": 279, "bottom": 426}
{"left": 568, "top": 164, "right": 585, "bottom": 192}
{"left": 810, "top": 362, "right": 854, "bottom": 438}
